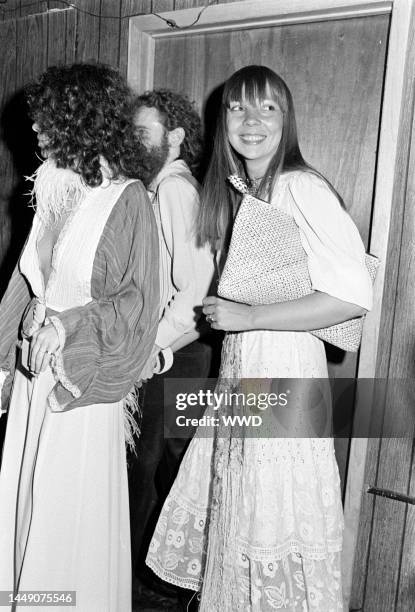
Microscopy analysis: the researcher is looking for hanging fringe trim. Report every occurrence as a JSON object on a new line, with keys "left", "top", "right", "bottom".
{"left": 47, "top": 374, "right": 142, "bottom": 454}
{"left": 25, "top": 158, "right": 90, "bottom": 228}
{"left": 123, "top": 385, "right": 142, "bottom": 454}
{"left": 200, "top": 384, "right": 244, "bottom": 611}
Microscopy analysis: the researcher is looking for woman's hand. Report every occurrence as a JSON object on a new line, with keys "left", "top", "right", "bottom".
{"left": 203, "top": 296, "right": 254, "bottom": 331}
{"left": 29, "top": 324, "right": 60, "bottom": 375}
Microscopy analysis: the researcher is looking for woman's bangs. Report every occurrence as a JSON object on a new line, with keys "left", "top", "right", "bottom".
{"left": 225, "top": 73, "right": 282, "bottom": 109}
{"left": 225, "top": 70, "right": 267, "bottom": 105}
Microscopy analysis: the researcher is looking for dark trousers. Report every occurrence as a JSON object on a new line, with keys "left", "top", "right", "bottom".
{"left": 128, "top": 340, "right": 212, "bottom": 580}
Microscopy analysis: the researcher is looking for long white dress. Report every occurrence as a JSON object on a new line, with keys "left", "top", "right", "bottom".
{"left": 0, "top": 181, "right": 136, "bottom": 612}
{"left": 146, "top": 172, "right": 373, "bottom": 611}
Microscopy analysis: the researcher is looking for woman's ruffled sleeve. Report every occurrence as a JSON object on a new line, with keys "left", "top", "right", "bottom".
{"left": 0, "top": 264, "right": 31, "bottom": 414}
{"left": 46, "top": 181, "right": 160, "bottom": 411}
{"left": 287, "top": 172, "right": 373, "bottom": 311}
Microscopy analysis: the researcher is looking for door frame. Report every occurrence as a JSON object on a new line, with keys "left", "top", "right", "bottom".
{"left": 127, "top": 0, "right": 414, "bottom": 605}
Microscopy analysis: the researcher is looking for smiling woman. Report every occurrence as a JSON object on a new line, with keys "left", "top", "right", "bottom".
{"left": 146, "top": 65, "right": 373, "bottom": 611}
{"left": 197, "top": 65, "right": 333, "bottom": 249}
{"left": 226, "top": 95, "right": 284, "bottom": 179}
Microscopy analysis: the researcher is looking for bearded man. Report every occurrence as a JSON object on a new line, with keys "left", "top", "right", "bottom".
{"left": 129, "top": 89, "right": 215, "bottom": 606}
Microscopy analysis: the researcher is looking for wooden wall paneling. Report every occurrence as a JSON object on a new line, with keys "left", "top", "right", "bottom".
{"left": 16, "top": 12, "right": 48, "bottom": 86}
{"left": 0, "top": 0, "right": 20, "bottom": 20}
{"left": 384, "top": 98, "right": 415, "bottom": 383}
{"left": 98, "top": 0, "right": 122, "bottom": 67}
{"left": 348, "top": 436, "right": 381, "bottom": 609}
{"left": 174, "top": 0, "right": 218, "bottom": 9}
{"left": 65, "top": 6, "right": 77, "bottom": 64}
{"left": 397, "top": 440, "right": 415, "bottom": 611}
{"left": 20, "top": 0, "right": 48, "bottom": 16}
{"left": 47, "top": 8, "right": 72, "bottom": 66}
{"left": 338, "top": 402, "right": 414, "bottom": 607}
{"left": 379, "top": 68, "right": 415, "bottom": 611}
{"left": 151, "top": 0, "right": 174, "bottom": 12}
{"left": 151, "top": 26, "right": 209, "bottom": 105}
{"left": 128, "top": 18, "right": 155, "bottom": 92}
{"left": 364, "top": 439, "right": 413, "bottom": 609}
{"left": 362, "top": 123, "right": 415, "bottom": 606}
{"left": 375, "top": 119, "right": 415, "bottom": 377}
{"left": 0, "top": 19, "right": 16, "bottom": 100}
{"left": 0, "top": 16, "right": 17, "bottom": 476}
{"left": 358, "top": 0, "right": 414, "bottom": 383}
{"left": 0, "top": 19, "right": 17, "bottom": 281}
{"left": 120, "top": 1, "right": 151, "bottom": 77}
{"left": 74, "top": 0, "right": 101, "bottom": 62}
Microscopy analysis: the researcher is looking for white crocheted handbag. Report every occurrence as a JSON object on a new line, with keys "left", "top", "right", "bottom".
{"left": 218, "top": 176, "right": 379, "bottom": 352}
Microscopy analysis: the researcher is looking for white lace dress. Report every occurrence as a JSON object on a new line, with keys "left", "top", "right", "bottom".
{"left": 146, "top": 172, "right": 373, "bottom": 611}
{"left": 0, "top": 180, "right": 136, "bottom": 612}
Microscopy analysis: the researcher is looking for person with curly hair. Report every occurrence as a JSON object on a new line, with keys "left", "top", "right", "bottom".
{"left": 133, "top": 88, "right": 203, "bottom": 178}
{"left": 0, "top": 63, "right": 160, "bottom": 611}
{"left": 128, "top": 90, "right": 214, "bottom": 605}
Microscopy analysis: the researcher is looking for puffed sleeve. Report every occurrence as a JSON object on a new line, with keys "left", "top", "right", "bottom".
{"left": 46, "top": 181, "right": 159, "bottom": 411}
{"left": 287, "top": 172, "right": 372, "bottom": 310}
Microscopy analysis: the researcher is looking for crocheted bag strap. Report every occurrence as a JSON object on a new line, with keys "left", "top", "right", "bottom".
{"left": 228, "top": 175, "right": 249, "bottom": 194}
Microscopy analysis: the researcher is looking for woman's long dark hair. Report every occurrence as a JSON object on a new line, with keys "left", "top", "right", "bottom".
{"left": 26, "top": 63, "right": 159, "bottom": 187}
{"left": 198, "top": 65, "right": 341, "bottom": 249}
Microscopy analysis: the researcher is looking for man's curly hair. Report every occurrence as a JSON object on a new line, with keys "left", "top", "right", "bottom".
{"left": 26, "top": 63, "right": 159, "bottom": 187}
{"left": 134, "top": 89, "right": 203, "bottom": 176}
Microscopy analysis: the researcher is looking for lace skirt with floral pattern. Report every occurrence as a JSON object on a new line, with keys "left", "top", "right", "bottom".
{"left": 146, "top": 330, "right": 344, "bottom": 611}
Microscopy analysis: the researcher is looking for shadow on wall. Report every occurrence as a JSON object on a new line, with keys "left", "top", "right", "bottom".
{"left": 0, "top": 88, "right": 38, "bottom": 297}
{"left": 0, "top": 89, "right": 38, "bottom": 457}
{"left": 199, "top": 82, "right": 224, "bottom": 183}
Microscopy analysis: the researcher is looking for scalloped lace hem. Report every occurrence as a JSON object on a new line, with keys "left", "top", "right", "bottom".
{"left": 146, "top": 558, "right": 201, "bottom": 591}
{"left": 147, "top": 551, "right": 344, "bottom": 611}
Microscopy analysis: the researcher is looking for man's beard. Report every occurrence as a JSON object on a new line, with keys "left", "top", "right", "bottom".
{"left": 146, "top": 132, "right": 170, "bottom": 188}
{"left": 26, "top": 158, "right": 90, "bottom": 228}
